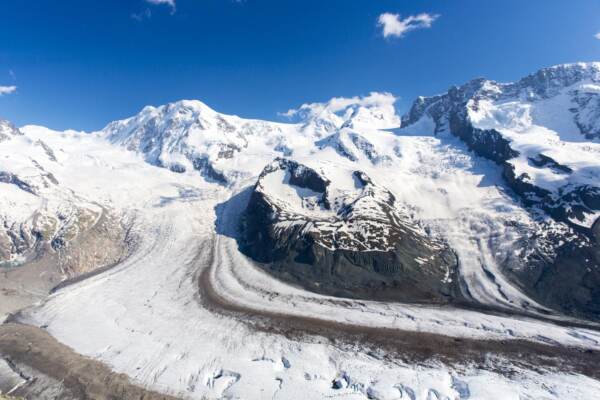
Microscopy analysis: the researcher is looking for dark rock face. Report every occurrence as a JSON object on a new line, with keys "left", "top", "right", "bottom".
{"left": 502, "top": 163, "right": 598, "bottom": 234}
{"left": 35, "top": 140, "right": 57, "bottom": 162}
{"left": 190, "top": 156, "right": 228, "bottom": 184}
{"left": 283, "top": 159, "right": 329, "bottom": 193}
{"left": 315, "top": 132, "right": 360, "bottom": 162}
{"left": 573, "top": 89, "right": 600, "bottom": 140}
{"left": 528, "top": 154, "right": 573, "bottom": 174}
{"left": 448, "top": 114, "right": 519, "bottom": 165}
{"left": 505, "top": 220, "right": 600, "bottom": 319}
{"left": 240, "top": 158, "right": 462, "bottom": 303}
{"left": 0, "top": 171, "right": 36, "bottom": 194}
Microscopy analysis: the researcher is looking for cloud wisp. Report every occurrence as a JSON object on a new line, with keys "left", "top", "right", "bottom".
{"left": 0, "top": 86, "right": 17, "bottom": 96}
{"left": 132, "top": 8, "right": 153, "bottom": 21}
{"left": 595, "top": 32, "right": 600, "bottom": 40}
{"left": 377, "top": 13, "right": 439, "bottom": 39}
{"left": 280, "top": 92, "right": 397, "bottom": 119}
{"left": 146, "top": 0, "right": 176, "bottom": 9}
{"left": 132, "top": 0, "right": 175, "bottom": 20}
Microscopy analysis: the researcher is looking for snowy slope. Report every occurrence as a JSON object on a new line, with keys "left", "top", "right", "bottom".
{"left": 0, "top": 123, "right": 204, "bottom": 318}
{"left": 0, "top": 126, "right": 117, "bottom": 269}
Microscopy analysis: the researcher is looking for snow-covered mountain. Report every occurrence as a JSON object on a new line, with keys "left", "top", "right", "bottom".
{"left": 101, "top": 94, "right": 399, "bottom": 184}
{"left": 400, "top": 62, "right": 600, "bottom": 318}
{"left": 402, "top": 62, "right": 600, "bottom": 230}
{"left": 2, "top": 63, "right": 599, "bottom": 318}
{"left": 5, "top": 64, "right": 598, "bottom": 318}
{"left": 2, "top": 63, "right": 600, "bottom": 400}
{"left": 103, "top": 100, "right": 293, "bottom": 183}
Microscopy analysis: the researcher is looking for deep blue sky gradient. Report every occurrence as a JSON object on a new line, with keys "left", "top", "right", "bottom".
{"left": 1, "top": 0, "right": 600, "bottom": 130}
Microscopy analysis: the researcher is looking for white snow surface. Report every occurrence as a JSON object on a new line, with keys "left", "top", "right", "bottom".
{"left": 2, "top": 69, "right": 600, "bottom": 398}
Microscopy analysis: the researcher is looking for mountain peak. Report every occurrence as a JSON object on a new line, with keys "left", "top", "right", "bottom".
{"left": 0, "top": 118, "right": 23, "bottom": 142}
{"left": 135, "top": 99, "right": 219, "bottom": 120}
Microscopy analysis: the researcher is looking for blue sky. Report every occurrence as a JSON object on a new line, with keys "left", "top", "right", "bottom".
{"left": 1, "top": 0, "right": 600, "bottom": 131}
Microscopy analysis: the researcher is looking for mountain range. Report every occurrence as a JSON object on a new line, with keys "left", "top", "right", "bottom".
{"left": 1, "top": 62, "right": 600, "bottom": 399}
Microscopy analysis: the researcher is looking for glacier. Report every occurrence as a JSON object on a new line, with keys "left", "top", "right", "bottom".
{"left": 1, "top": 64, "right": 600, "bottom": 399}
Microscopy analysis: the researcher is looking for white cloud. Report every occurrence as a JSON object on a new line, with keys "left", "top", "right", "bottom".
{"left": 146, "top": 0, "right": 175, "bottom": 7}
{"left": 132, "top": 0, "right": 175, "bottom": 20}
{"left": 280, "top": 92, "right": 397, "bottom": 119}
{"left": 595, "top": 32, "right": 600, "bottom": 40}
{"left": 377, "top": 12, "right": 439, "bottom": 39}
{"left": 145, "top": 0, "right": 176, "bottom": 12}
{"left": 0, "top": 86, "right": 17, "bottom": 96}
{"left": 280, "top": 92, "right": 400, "bottom": 130}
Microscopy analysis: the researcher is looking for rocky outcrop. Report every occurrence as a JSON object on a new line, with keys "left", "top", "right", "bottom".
{"left": 240, "top": 158, "right": 461, "bottom": 303}
{"left": 0, "top": 203, "right": 131, "bottom": 319}
{"left": 0, "top": 202, "right": 129, "bottom": 272}
{"left": 503, "top": 219, "right": 600, "bottom": 319}
{"left": 0, "top": 172, "right": 36, "bottom": 195}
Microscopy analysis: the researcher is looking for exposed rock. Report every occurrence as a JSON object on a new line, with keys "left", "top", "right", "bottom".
{"left": 316, "top": 131, "right": 389, "bottom": 164}
{"left": 240, "top": 158, "right": 461, "bottom": 303}
{"left": 0, "top": 172, "right": 35, "bottom": 195}
{"left": 34, "top": 140, "right": 57, "bottom": 162}
{"left": 401, "top": 64, "right": 600, "bottom": 228}
{"left": 504, "top": 219, "right": 600, "bottom": 318}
